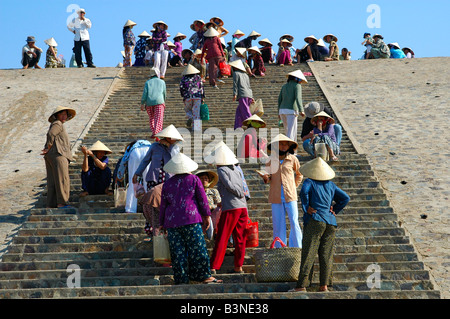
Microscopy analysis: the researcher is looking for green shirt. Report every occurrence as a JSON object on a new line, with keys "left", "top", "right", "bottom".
{"left": 141, "top": 76, "right": 166, "bottom": 106}
{"left": 278, "top": 81, "right": 304, "bottom": 113}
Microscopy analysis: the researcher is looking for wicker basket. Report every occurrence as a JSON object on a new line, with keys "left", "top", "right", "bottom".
{"left": 253, "top": 237, "right": 302, "bottom": 282}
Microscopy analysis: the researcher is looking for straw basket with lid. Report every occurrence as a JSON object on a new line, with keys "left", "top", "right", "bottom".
{"left": 48, "top": 106, "right": 76, "bottom": 123}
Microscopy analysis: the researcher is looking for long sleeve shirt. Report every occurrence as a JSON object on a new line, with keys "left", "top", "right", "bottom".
{"left": 152, "top": 30, "right": 168, "bottom": 51}
{"left": 313, "top": 123, "right": 337, "bottom": 143}
{"left": 123, "top": 28, "right": 136, "bottom": 46}
{"left": 116, "top": 140, "right": 152, "bottom": 180}
{"left": 300, "top": 179, "right": 350, "bottom": 226}
{"left": 45, "top": 120, "right": 73, "bottom": 161}
{"left": 179, "top": 74, "right": 205, "bottom": 100}
{"left": 141, "top": 77, "right": 166, "bottom": 106}
{"left": 278, "top": 81, "right": 304, "bottom": 113}
{"left": 160, "top": 174, "right": 211, "bottom": 229}
{"left": 216, "top": 165, "right": 247, "bottom": 211}
{"left": 201, "top": 36, "right": 224, "bottom": 60}
{"left": 265, "top": 154, "right": 302, "bottom": 204}
{"left": 67, "top": 17, "right": 92, "bottom": 41}
{"left": 232, "top": 70, "right": 253, "bottom": 99}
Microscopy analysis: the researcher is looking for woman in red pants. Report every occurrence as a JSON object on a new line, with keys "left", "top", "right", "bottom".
{"left": 206, "top": 142, "right": 249, "bottom": 274}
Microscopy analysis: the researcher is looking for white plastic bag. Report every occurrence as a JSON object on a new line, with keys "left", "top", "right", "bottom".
{"left": 153, "top": 234, "right": 171, "bottom": 264}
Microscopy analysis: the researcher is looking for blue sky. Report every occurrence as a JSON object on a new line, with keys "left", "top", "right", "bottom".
{"left": 0, "top": 0, "right": 448, "bottom": 69}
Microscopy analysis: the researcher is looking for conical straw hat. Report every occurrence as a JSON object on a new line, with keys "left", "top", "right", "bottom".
{"left": 304, "top": 35, "right": 318, "bottom": 43}
{"left": 311, "top": 111, "right": 335, "bottom": 124}
{"left": 204, "top": 27, "right": 220, "bottom": 37}
{"left": 248, "top": 46, "right": 261, "bottom": 55}
{"left": 287, "top": 69, "right": 308, "bottom": 83}
{"left": 210, "top": 17, "right": 224, "bottom": 26}
{"left": 195, "top": 170, "right": 219, "bottom": 188}
{"left": 166, "top": 41, "right": 176, "bottom": 48}
{"left": 300, "top": 157, "right": 335, "bottom": 181}
{"left": 48, "top": 106, "right": 76, "bottom": 123}
{"left": 124, "top": 20, "right": 137, "bottom": 27}
{"left": 228, "top": 59, "right": 246, "bottom": 73}
{"left": 389, "top": 42, "right": 400, "bottom": 49}
{"left": 258, "top": 38, "right": 272, "bottom": 46}
{"left": 182, "top": 64, "right": 200, "bottom": 76}
{"left": 205, "top": 142, "right": 238, "bottom": 166}
{"left": 317, "top": 38, "right": 326, "bottom": 47}
{"left": 279, "top": 39, "right": 292, "bottom": 47}
{"left": 233, "top": 29, "right": 245, "bottom": 36}
{"left": 89, "top": 140, "right": 112, "bottom": 154}
{"left": 280, "top": 34, "right": 294, "bottom": 42}
{"left": 173, "top": 32, "right": 186, "bottom": 40}
{"left": 242, "top": 114, "right": 266, "bottom": 128}
{"left": 194, "top": 49, "right": 202, "bottom": 55}
{"left": 323, "top": 34, "right": 338, "bottom": 42}
{"left": 267, "top": 133, "right": 298, "bottom": 150}
{"left": 153, "top": 20, "right": 168, "bottom": 30}
{"left": 163, "top": 152, "right": 198, "bottom": 175}
{"left": 155, "top": 124, "right": 184, "bottom": 141}
{"left": 44, "top": 37, "right": 58, "bottom": 47}
{"left": 235, "top": 47, "right": 247, "bottom": 57}
{"left": 248, "top": 31, "right": 261, "bottom": 37}
{"left": 138, "top": 31, "right": 151, "bottom": 37}
{"left": 148, "top": 68, "right": 158, "bottom": 78}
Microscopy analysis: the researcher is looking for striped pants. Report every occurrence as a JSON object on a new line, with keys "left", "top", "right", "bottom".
{"left": 296, "top": 219, "right": 336, "bottom": 288}
{"left": 146, "top": 104, "right": 165, "bottom": 137}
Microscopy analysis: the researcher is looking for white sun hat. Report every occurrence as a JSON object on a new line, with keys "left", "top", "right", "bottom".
{"left": 204, "top": 27, "right": 220, "bottom": 37}
{"left": 182, "top": 64, "right": 200, "bottom": 76}
{"left": 233, "top": 29, "right": 245, "bottom": 36}
{"left": 163, "top": 152, "right": 198, "bottom": 175}
{"left": 44, "top": 37, "right": 58, "bottom": 47}
{"left": 138, "top": 31, "right": 151, "bottom": 38}
{"left": 300, "top": 157, "right": 336, "bottom": 181}
{"left": 205, "top": 141, "right": 238, "bottom": 166}
{"left": 287, "top": 69, "right": 308, "bottom": 83}
{"left": 248, "top": 31, "right": 261, "bottom": 38}
{"left": 89, "top": 140, "right": 112, "bottom": 154}
{"left": 124, "top": 20, "right": 137, "bottom": 28}
{"left": 155, "top": 124, "right": 184, "bottom": 141}
{"left": 228, "top": 59, "right": 246, "bottom": 73}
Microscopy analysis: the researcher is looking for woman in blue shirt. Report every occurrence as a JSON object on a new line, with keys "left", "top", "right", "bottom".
{"left": 290, "top": 157, "right": 350, "bottom": 293}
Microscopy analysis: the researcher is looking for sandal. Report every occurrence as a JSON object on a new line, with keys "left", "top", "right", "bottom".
{"left": 203, "top": 277, "right": 223, "bottom": 284}
{"left": 288, "top": 288, "right": 306, "bottom": 292}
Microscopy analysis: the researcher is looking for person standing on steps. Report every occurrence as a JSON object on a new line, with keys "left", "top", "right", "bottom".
{"left": 229, "top": 59, "right": 254, "bottom": 130}
{"left": 67, "top": 8, "right": 96, "bottom": 68}
{"left": 260, "top": 134, "right": 303, "bottom": 248}
{"left": 179, "top": 64, "right": 205, "bottom": 132}
{"left": 201, "top": 27, "right": 226, "bottom": 89}
{"left": 140, "top": 68, "right": 166, "bottom": 139}
{"left": 122, "top": 20, "right": 137, "bottom": 67}
{"left": 41, "top": 106, "right": 76, "bottom": 208}
{"left": 278, "top": 70, "right": 307, "bottom": 145}
{"left": 290, "top": 157, "right": 350, "bottom": 293}
{"left": 151, "top": 21, "right": 170, "bottom": 79}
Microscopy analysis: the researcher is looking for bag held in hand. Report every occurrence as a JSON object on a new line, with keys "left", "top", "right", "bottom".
{"left": 153, "top": 234, "right": 172, "bottom": 264}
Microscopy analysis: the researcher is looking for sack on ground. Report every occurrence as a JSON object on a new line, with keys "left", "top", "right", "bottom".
{"left": 253, "top": 237, "right": 302, "bottom": 282}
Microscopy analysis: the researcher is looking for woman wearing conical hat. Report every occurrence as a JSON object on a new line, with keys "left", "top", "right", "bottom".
{"left": 44, "top": 38, "right": 63, "bottom": 68}
{"left": 201, "top": 27, "right": 226, "bottom": 88}
{"left": 180, "top": 64, "right": 205, "bottom": 131}
{"left": 79, "top": 140, "right": 112, "bottom": 197}
{"left": 297, "top": 35, "right": 322, "bottom": 63}
{"left": 248, "top": 46, "right": 266, "bottom": 76}
{"left": 229, "top": 29, "right": 245, "bottom": 61}
{"left": 158, "top": 153, "right": 222, "bottom": 284}
{"left": 235, "top": 30, "right": 261, "bottom": 49}
{"left": 41, "top": 106, "right": 76, "bottom": 208}
{"left": 277, "top": 39, "right": 293, "bottom": 66}
{"left": 133, "top": 125, "right": 183, "bottom": 238}
{"left": 229, "top": 59, "right": 254, "bottom": 130}
{"left": 151, "top": 21, "right": 170, "bottom": 78}
{"left": 188, "top": 49, "right": 206, "bottom": 81}
{"left": 290, "top": 157, "right": 350, "bottom": 293}
{"left": 278, "top": 69, "right": 307, "bottom": 144}
{"left": 260, "top": 134, "right": 303, "bottom": 248}
{"left": 133, "top": 31, "right": 151, "bottom": 67}
{"left": 196, "top": 170, "right": 221, "bottom": 237}
{"left": 258, "top": 38, "right": 275, "bottom": 64}
{"left": 123, "top": 20, "right": 137, "bottom": 67}
{"left": 323, "top": 34, "right": 339, "bottom": 61}
{"left": 205, "top": 143, "right": 249, "bottom": 274}
{"left": 303, "top": 111, "right": 340, "bottom": 161}
{"left": 237, "top": 114, "right": 268, "bottom": 160}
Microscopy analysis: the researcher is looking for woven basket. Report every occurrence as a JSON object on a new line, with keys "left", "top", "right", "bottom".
{"left": 253, "top": 237, "right": 302, "bottom": 282}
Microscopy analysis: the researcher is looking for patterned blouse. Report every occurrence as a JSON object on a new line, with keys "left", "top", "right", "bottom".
{"left": 179, "top": 74, "right": 205, "bottom": 100}
{"left": 123, "top": 27, "right": 136, "bottom": 46}
{"left": 205, "top": 188, "right": 221, "bottom": 211}
{"left": 135, "top": 38, "right": 147, "bottom": 59}
{"left": 152, "top": 30, "right": 168, "bottom": 51}
{"left": 45, "top": 47, "right": 59, "bottom": 68}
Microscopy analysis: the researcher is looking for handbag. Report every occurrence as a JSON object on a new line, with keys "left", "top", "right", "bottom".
{"left": 253, "top": 237, "right": 302, "bottom": 282}
{"left": 219, "top": 61, "right": 231, "bottom": 76}
{"left": 200, "top": 103, "right": 210, "bottom": 121}
{"left": 114, "top": 184, "right": 127, "bottom": 208}
{"left": 245, "top": 218, "right": 259, "bottom": 248}
{"left": 153, "top": 234, "right": 172, "bottom": 264}
{"left": 249, "top": 99, "right": 264, "bottom": 117}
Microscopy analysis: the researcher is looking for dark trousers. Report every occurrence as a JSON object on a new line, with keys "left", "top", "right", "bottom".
{"left": 22, "top": 51, "right": 41, "bottom": 67}
{"left": 74, "top": 40, "right": 94, "bottom": 67}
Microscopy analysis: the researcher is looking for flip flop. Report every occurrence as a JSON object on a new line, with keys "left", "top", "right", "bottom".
{"left": 203, "top": 278, "right": 223, "bottom": 284}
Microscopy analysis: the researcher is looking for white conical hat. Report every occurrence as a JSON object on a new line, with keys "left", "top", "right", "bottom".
{"left": 166, "top": 41, "right": 176, "bottom": 48}
{"left": 304, "top": 35, "right": 319, "bottom": 43}
{"left": 44, "top": 37, "right": 58, "bottom": 47}
{"left": 235, "top": 47, "right": 247, "bottom": 57}
{"left": 155, "top": 124, "right": 184, "bottom": 141}
{"left": 124, "top": 19, "right": 137, "bottom": 27}
{"left": 48, "top": 106, "right": 76, "bottom": 123}
{"left": 228, "top": 59, "right": 246, "bottom": 73}
{"left": 311, "top": 111, "right": 335, "bottom": 124}
{"left": 317, "top": 38, "right": 326, "bottom": 47}
{"left": 163, "top": 152, "right": 198, "bottom": 175}
{"left": 89, "top": 140, "right": 112, "bottom": 154}
{"left": 300, "top": 157, "right": 336, "bottom": 181}
{"left": 389, "top": 42, "right": 400, "bottom": 49}
{"left": 248, "top": 30, "right": 261, "bottom": 37}
{"left": 268, "top": 133, "right": 298, "bottom": 150}
{"left": 204, "top": 27, "right": 220, "bottom": 37}
{"left": 233, "top": 29, "right": 245, "bottom": 36}
{"left": 153, "top": 20, "right": 168, "bottom": 30}
{"left": 248, "top": 46, "right": 261, "bottom": 55}
{"left": 194, "top": 49, "right": 202, "bottom": 55}
{"left": 258, "top": 38, "right": 272, "bottom": 46}
{"left": 173, "top": 32, "right": 186, "bottom": 40}
{"left": 287, "top": 69, "right": 308, "bottom": 83}
{"left": 138, "top": 31, "right": 151, "bottom": 37}
{"left": 205, "top": 142, "right": 238, "bottom": 166}
{"left": 182, "top": 64, "right": 200, "bottom": 76}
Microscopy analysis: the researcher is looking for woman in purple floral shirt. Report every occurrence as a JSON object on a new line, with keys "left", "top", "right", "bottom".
{"left": 180, "top": 64, "right": 205, "bottom": 131}
{"left": 159, "top": 152, "right": 222, "bottom": 284}
{"left": 123, "top": 20, "right": 137, "bottom": 67}
{"left": 152, "top": 21, "right": 169, "bottom": 79}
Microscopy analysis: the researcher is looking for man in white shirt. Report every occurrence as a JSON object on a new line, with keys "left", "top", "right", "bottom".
{"left": 67, "top": 8, "right": 96, "bottom": 68}
{"left": 21, "top": 36, "right": 43, "bottom": 69}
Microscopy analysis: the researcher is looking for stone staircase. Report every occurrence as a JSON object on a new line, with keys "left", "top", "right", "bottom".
{"left": 0, "top": 63, "right": 440, "bottom": 299}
